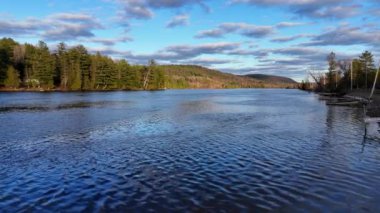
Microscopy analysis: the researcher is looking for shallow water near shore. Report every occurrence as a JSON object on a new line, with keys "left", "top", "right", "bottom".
{"left": 0, "top": 89, "right": 379, "bottom": 212}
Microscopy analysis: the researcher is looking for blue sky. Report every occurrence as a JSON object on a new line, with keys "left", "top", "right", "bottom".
{"left": 1, "top": 0, "right": 380, "bottom": 80}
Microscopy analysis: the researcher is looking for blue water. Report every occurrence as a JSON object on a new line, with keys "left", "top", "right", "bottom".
{"left": 0, "top": 89, "right": 379, "bottom": 212}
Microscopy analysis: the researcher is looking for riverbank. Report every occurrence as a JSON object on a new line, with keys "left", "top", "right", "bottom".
{"left": 0, "top": 86, "right": 297, "bottom": 92}
{"left": 345, "top": 90, "right": 380, "bottom": 117}
{"left": 303, "top": 88, "right": 380, "bottom": 118}
{"left": 345, "top": 90, "right": 380, "bottom": 104}
{"left": 0, "top": 88, "right": 161, "bottom": 92}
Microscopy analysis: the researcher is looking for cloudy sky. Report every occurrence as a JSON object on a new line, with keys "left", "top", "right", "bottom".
{"left": 1, "top": 0, "right": 380, "bottom": 80}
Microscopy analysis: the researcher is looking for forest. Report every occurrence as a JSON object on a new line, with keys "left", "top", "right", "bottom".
{"left": 301, "top": 51, "right": 380, "bottom": 92}
{"left": 0, "top": 38, "right": 165, "bottom": 91}
{"left": 0, "top": 37, "right": 297, "bottom": 91}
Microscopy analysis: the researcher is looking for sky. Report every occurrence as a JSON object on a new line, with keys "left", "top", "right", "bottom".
{"left": 1, "top": 0, "right": 380, "bottom": 81}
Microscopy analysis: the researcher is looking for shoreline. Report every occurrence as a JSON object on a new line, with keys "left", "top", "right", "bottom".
{"left": 344, "top": 90, "right": 380, "bottom": 104}
{"left": 301, "top": 89, "right": 380, "bottom": 119}
{"left": 340, "top": 90, "right": 380, "bottom": 118}
{"left": 0, "top": 88, "right": 163, "bottom": 93}
{"left": 0, "top": 87, "right": 297, "bottom": 93}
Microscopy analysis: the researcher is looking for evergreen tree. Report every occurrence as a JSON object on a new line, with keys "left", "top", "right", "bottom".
{"left": 104, "top": 57, "right": 118, "bottom": 89}
{"left": 127, "top": 65, "right": 143, "bottom": 89}
{"left": 327, "top": 52, "right": 337, "bottom": 91}
{"left": 66, "top": 47, "right": 81, "bottom": 90}
{"left": 76, "top": 45, "right": 91, "bottom": 90}
{"left": 116, "top": 59, "right": 130, "bottom": 89}
{"left": 34, "top": 41, "right": 55, "bottom": 88}
{"left": 352, "top": 59, "right": 363, "bottom": 89}
{"left": 1, "top": 37, "right": 292, "bottom": 91}
{"left": 359, "top": 51, "right": 375, "bottom": 89}
{"left": 24, "top": 44, "right": 39, "bottom": 88}
{"left": 56, "top": 42, "right": 68, "bottom": 89}
{"left": 0, "top": 38, "right": 18, "bottom": 86}
{"left": 94, "top": 55, "right": 117, "bottom": 89}
{"left": 4, "top": 66, "right": 20, "bottom": 88}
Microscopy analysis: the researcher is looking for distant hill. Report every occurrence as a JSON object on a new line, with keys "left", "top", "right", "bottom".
{"left": 245, "top": 74, "right": 297, "bottom": 85}
{"left": 160, "top": 65, "right": 294, "bottom": 89}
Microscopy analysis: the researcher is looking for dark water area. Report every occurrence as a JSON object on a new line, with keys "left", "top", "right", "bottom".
{"left": 0, "top": 89, "right": 379, "bottom": 212}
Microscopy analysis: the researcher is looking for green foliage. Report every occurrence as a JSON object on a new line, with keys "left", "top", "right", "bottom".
{"left": 359, "top": 50, "right": 375, "bottom": 89}
{"left": 55, "top": 42, "right": 66, "bottom": 88}
{"left": 77, "top": 45, "right": 91, "bottom": 90}
{"left": 116, "top": 60, "right": 143, "bottom": 89}
{"left": 343, "top": 52, "right": 376, "bottom": 90}
{"left": 66, "top": 46, "right": 83, "bottom": 90}
{"left": 326, "top": 52, "right": 337, "bottom": 91}
{"left": 0, "top": 37, "right": 287, "bottom": 91}
{"left": 93, "top": 54, "right": 117, "bottom": 89}
{"left": 352, "top": 59, "right": 364, "bottom": 88}
{"left": 309, "top": 51, "right": 380, "bottom": 93}
{"left": 128, "top": 66, "right": 143, "bottom": 89}
{"left": 359, "top": 51, "right": 375, "bottom": 71}
{"left": 144, "top": 60, "right": 166, "bottom": 90}
{"left": 23, "top": 41, "right": 55, "bottom": 88}
{"left": 0, "top": 38, "right": 18, "bottom": 86}
{"left": 35, "top": 41, "right": 55, "bottom": 88}
{"left": 4, "top": 66, "right": 19, "bottom": 88}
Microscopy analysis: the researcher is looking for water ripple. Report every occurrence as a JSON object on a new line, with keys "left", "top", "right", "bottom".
{"left": 0, "top": 89, "right": 379, "bottom": 212}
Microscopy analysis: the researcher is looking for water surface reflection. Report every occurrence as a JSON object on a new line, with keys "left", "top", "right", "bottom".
{"left": 0, "top": 89, "right": 379, "bottom": 212}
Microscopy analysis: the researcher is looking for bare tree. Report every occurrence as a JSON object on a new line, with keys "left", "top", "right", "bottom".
{"left": 13, "top": 45, "right": 25, "bottom": 64}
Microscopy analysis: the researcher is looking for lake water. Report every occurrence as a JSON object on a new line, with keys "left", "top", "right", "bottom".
{"left": 0, "top": 89, "right": 379, "bottom": 212}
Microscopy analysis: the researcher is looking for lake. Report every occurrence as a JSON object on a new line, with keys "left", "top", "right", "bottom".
{"left": 0, "top": 89, "right": 379, "bottom": 212}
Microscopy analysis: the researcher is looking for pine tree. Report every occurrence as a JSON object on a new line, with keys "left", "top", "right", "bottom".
{"left": 76, "top": 45, "right": 91, "bottom": 90}
{"left": 24, "top": 44, "right": 38, "bottom": 87}
{"left": 127, "top": 65, "right": 143, "bottom": 89}
{"left": 104, "top": 57, "right": 117, "bottom": 89}
{"left": 93, "top": 55, "right": 117, "bottom": 89}
{"left": 66, "top": 47, "right": 81, "bottom": 90}
{"left": 0, "top": 38, "right": 18, "bottom": 86}
{"left": 34, "top": 41, "right": 55, "bottom": 88}
{"left": 56, "top": 42, "right": 68, "bottom": 89}
{"left": 359, "top": 51, "right": 375, "bottom": 89}
{"left": 327, "top": 52, "right": 337, "bottom": 91}
{"left": 116, "top": 59, "right": 130, "bottom": 89}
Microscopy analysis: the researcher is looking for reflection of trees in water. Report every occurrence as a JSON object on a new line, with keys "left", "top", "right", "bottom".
{"left": 325, "top": 106, "right": 334, "bottom": 134}
{"left": 321, "top": 106, "right": 369, "bottom": 171}
{"left": 325, "top": 106, "right": 365, "bottom": 144}
{"left": 178, "top": 99, "right": 220, "bottom": 117}
{"left": 61, "top": 107, "right": 95, "bottom": 142}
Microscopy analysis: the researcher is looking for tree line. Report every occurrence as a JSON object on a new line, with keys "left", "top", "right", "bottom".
{"left": 301, "top": 50, "right": 379, "bottom": 92}
{"left": 0, "top": 38, "right": 165, "bottom": 90}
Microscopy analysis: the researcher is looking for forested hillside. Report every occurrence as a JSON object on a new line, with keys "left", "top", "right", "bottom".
{"left": 0, "top": 38, "right": 292, "bottom": 91}
{"left": 245, "top": 74, "right": 297, "bottom": 84}
{"left": 162, "top": 65, "right": 270, "bottom": 89}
